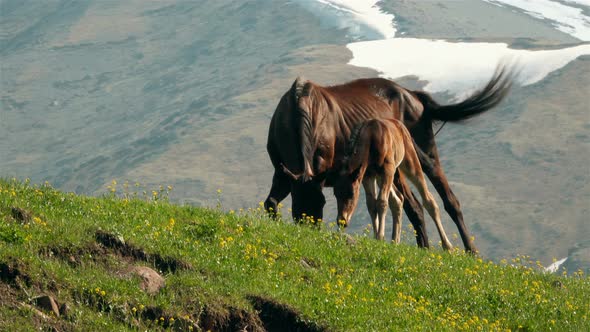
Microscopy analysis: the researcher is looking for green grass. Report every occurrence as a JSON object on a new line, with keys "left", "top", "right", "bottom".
{"left": 1, "top": 178, "right": 589, "bottom": 331}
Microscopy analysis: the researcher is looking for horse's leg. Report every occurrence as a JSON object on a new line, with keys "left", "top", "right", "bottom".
{"left": 411, "top": 122, "right": 477, "bottom": 253}
{"left": 388, "top": 178, "right": 404, "bottom": 244}
{"left": 263, "top": 169, "right": 291, "bottom": 219}
{"left": 399, "top": 126, "right": 453, "bottom": 251}
{"left": 425, "top": 163, "right": 474, "bottom": 252}
{"left": 362, "top": 177, "right": 379, "bottom": 239}
{"left": 401, "top": 163, "right": 453, "bottom": 251}
{"left": 420, "top": 146, "right": 477, "bottom": 253}
{"left": 395, "top": 172, "right": 430, "bottom": 248}
{"left": 376, "top": 171, "right": 394, "bottom": 241}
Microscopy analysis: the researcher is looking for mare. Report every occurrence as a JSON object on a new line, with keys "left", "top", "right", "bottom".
{"left": 264, "top": 65, "right": 514, "bottom": 253}
{"left": 333, "top": 118, "right": 453, "bottom": 250}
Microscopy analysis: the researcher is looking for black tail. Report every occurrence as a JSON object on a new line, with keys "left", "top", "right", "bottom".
{"left": 416, "top": 64, "right": 516, "bottom": 122}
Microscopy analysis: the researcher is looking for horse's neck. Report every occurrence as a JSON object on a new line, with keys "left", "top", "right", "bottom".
{"left": 347, "top": 123, "right": 373, "bottom": 174}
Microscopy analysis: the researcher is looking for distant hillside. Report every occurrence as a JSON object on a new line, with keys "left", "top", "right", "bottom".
{"left": 1, "top": 0, "right": 350, "bottom": 195}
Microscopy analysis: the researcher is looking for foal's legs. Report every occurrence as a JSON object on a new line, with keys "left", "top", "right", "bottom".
{"left": 362, "top": 177, "right": 380, "bottom": 239}
{"left": 375, "top": 169, "right": 395, "bottom": 241}
{"left": 399, "top": 156, "right": 453, "bottom": 251}
{"left": 263, "top": 169, "right": 291, "bottom": 219}
{"left": 388, "top": 180, "right": 404, "bottom": 244}
{"left": 364, "top": 174, "right": 403, "bottom": 242}
{"left": 402, "top": 169, "right": 453, "bottom": 250}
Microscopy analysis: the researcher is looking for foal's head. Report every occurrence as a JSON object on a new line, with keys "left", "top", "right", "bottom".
{"left": 334, "top": 169, "right": 362, "bottom": 228}
{"left": 333, "top": 122, "right": 368, "bottom": 227}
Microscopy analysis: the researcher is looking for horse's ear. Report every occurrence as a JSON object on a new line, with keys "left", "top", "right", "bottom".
{"left": 291, "top": 77, "right": 307, "bottom": 103}
{"left": 293, "top": 76, "right": 304, "bottom": 87}
{"left": 293, "top": 79, "right": 313, "bottom": 112}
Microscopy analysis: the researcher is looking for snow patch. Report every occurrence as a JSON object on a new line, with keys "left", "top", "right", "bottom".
{"left": 347, "top": 39, "right": 590, "bottom": 97}
{"left": 545, "top": 257, "right": 569, "bottom": 273}
{"left": 295, "top": 0, "right": 396, "bottom": 40}
{"left": 482, "top": 0, "right": 590, "bottom": 40}
{"left": 301, "top": 0, "right": 590, "bottom": 97}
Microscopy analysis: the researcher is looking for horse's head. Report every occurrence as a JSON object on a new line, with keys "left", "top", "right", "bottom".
{"left": 333, "top": 168, "right": 362, "bottom": 228}
{"left": 290, "top": 180, "right": 326, "bottom": 223}
{"left": 282, "top": 164, "right": 326, "bottom": 222}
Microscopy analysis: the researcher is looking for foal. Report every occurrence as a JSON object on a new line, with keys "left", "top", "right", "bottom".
{"left": 334, "top": 118, "right": 453, "bottom": 250}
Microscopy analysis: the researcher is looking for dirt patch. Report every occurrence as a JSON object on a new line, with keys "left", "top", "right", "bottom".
{"left": 248, "top": 295, "right": 328, "bottom": 332}
{"left": 94, "top": 230, "right": 191, "bottom": 273}
{"left": 130, "top": 297, "right": 314, "bottom": 331}
{"left": 199, "top": 302, "right": 264, "bottom": 332}
{"left": 0, "top": 263, "right": 72, "bottom": 332}
{"left": 10, "top": 207, "right": 32, "bottom": 224}
{"left": 300, "top": 257, "right": 320, "bottom": 269}
{"left": 137, "top": 306, "right": 193, "bottom": 328}
{"left": 0, "top": 283, "right": 19, "bottom": 309}
{"left": 74, "top": 298, "right": 201, "bottom": 331}
{"left": 19, "top": 302, "right": 73, "bottom": 332}
{"left": 0, "top": 259, "right": 31, "bottom": 287}
{"left": 39, "top": 243, "right": 109, "bottom": 268}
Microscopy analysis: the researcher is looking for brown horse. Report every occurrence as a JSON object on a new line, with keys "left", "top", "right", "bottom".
{"left": 264, "top": 65, "right": 514, "bottom": 253}
{"left": 334, "top": 118, "right": 453, "bottom": 250}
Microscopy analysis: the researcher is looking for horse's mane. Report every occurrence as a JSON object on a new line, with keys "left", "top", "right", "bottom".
{"left": 346, "top": 122, "right": 364, "bottom": 157}
{"left": 292, "top": 77, "right": 315, "bottom": 179}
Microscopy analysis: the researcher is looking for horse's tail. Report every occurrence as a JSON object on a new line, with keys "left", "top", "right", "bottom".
{"left": 417, "top": 64, "right": 516, "bottom": 122}
{"left": 292, "top": 77, "right": 315, "bottom": 181}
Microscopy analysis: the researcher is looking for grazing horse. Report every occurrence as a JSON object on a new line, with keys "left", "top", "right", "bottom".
{"left": 334, "top": 118, "right": 453, "bottom": 250}
{"left": 264, "top": 65, "right": 514, "bottom": 253}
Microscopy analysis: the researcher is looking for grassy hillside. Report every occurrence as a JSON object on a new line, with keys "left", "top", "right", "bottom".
{"left": 1, "top": 178, "right": 589, "bottom": 331}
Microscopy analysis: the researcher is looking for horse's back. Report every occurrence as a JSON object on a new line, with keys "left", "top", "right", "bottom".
{"left": 323, "top": 78, "right": 401, "bottom": 102}
{"left": 354, "top": 119, "right": 398, "bottom": 170}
